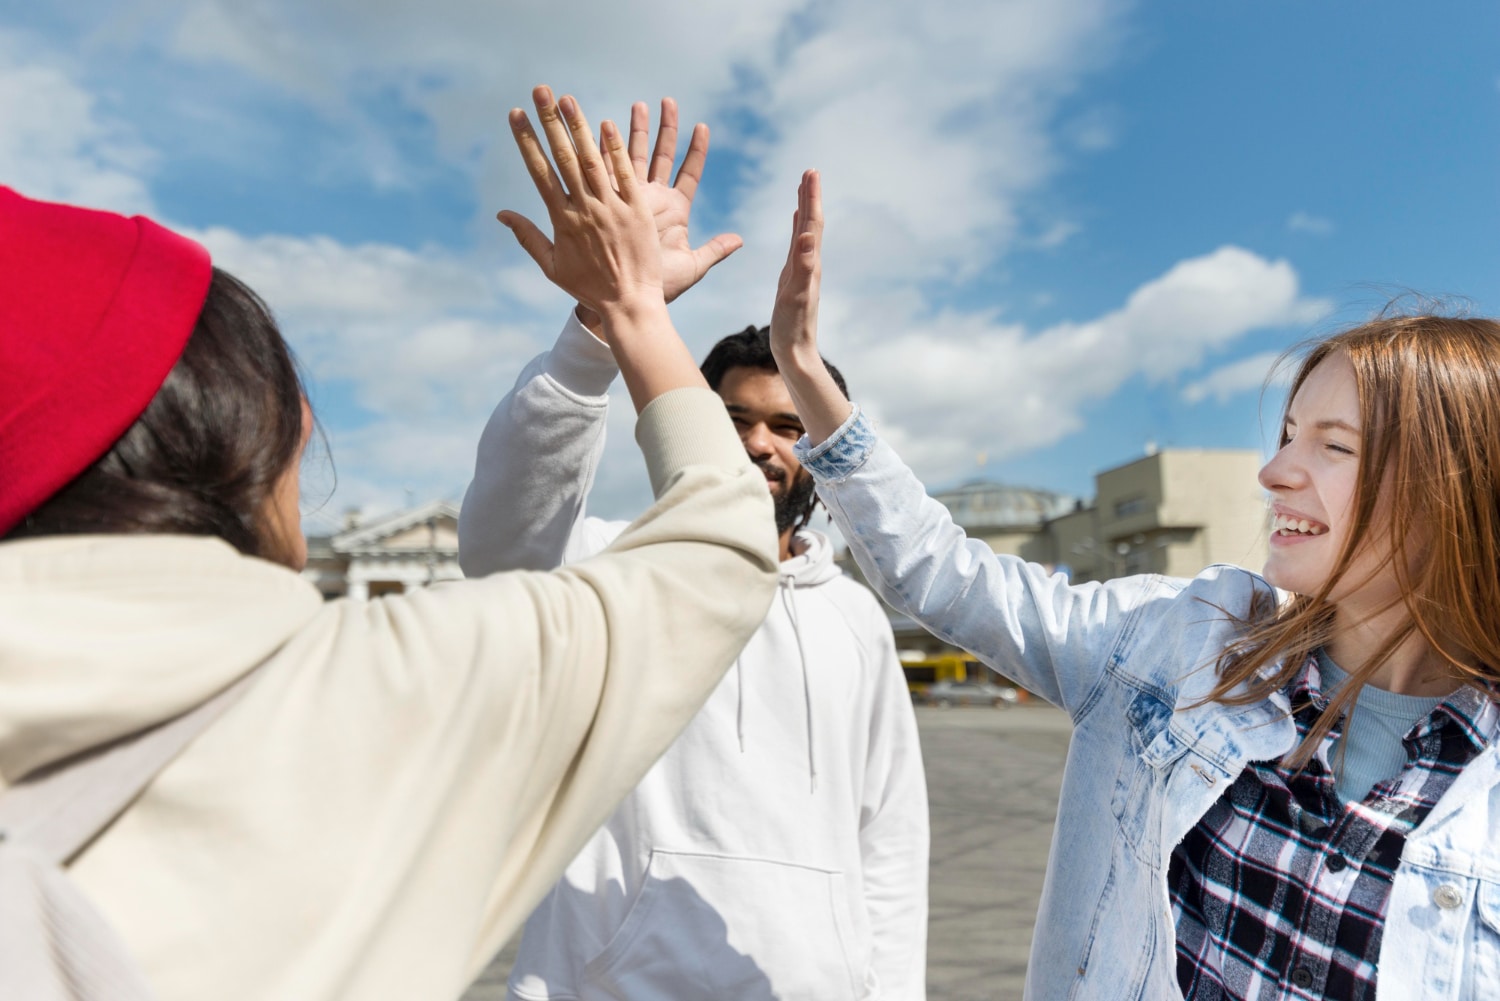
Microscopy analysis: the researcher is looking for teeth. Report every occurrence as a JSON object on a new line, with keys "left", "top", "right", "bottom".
{"left": 1272, "top": 515, "right": 1324, "bottom": 536}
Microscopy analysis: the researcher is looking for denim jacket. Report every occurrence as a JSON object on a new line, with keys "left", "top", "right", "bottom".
{"left": 798, "top": 410, "right": 1500, "bottom": 1000}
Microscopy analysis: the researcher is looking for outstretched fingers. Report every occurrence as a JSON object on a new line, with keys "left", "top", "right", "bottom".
{"left": 531, "top": 86, "right": 583, "bottom": 197}
{"left": 798, "top": 169, "right": 824, "bottom": 244}
{"left": 673, "top": 122, "right": 711, "bottom": 201}
{"left": 628, "top": 102, "right": 651, "bottom": 182}
{"left": 557, "top": 94, "right": 614, "bottom": 200}
{"left": 648, "top": 98, "right": 680, "bottom": 184}
{"left": 508, "top": 107, "right": 566, "bottom": 213}
{"left": 599, "top": 119, "right": 637, "bottom": 201}
{"left": 777, "top": 170, "right": 823, "bottom": 307}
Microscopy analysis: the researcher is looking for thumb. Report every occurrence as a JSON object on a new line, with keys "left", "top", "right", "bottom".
{"left": 692, "top": 232, "right": 743, "bottom": 274}
{"left": 498, "top": 211, "right": 555, "bottom": 276}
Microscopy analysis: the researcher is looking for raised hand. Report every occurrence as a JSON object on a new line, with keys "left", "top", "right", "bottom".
{"left": 770, "top": 169, "right": 823, "bottom": 366}
{"left": 768, "top": 169, "right": 851, "bottom": 445}
{"left": 498, "top": 86, "right": 663, "bottom": 320}
{"left": 627, "top": 99, "right": 742, "bottom": 304}
{"left": 498, "top": 85, "right": 708, "bottom": 413}
{"left": 574, "top": 99, "right": 742, "bottom": 330}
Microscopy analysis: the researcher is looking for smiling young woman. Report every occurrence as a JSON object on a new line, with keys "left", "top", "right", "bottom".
{"left": 766, "top": 168, "right": 1500, "bottom": 1001}
{"left": 1207, "top": 315, "right": 1500, "bottom": 760}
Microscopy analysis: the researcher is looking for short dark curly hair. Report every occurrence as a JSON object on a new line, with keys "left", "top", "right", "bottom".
{"left": 699, "top": 325, "right": 848, "bottom": 399}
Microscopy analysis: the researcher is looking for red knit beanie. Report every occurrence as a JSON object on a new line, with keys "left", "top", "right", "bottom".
{"left": 0, "top": 187, "right": 212, "bottom": 537}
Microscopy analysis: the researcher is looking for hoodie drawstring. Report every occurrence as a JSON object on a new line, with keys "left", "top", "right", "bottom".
{"left": 779, "top": 574, "right": 818, "bottom": 792}
{"left": 734, "top": 655, "right": 746, "bottom": 752}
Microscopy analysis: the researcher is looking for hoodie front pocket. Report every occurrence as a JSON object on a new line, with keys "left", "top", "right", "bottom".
{"left": 582, "top": 849, "right": 864, "bottom": 1001}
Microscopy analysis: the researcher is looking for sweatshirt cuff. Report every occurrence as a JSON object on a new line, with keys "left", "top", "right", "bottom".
{"left": 543, "top": 309, "right": 620, "bottom": 398}
{"left": 635, "top": 388, "right": 749, "bottom": 497}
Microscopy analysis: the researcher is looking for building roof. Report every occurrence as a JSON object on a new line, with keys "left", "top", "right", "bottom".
{"left": 931, "top": 480, "right": 1077, "bottom": 531}
{"left": 306, "top": 499, "right": 460, "bottom": 555}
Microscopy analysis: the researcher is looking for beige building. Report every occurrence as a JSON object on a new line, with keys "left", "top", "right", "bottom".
{"left": 856, "top": 447, "right": 1270, "bottom": 657}
{"left": 302, "top": 500, "right": 462, "bottom": 600}
{"left": 1049, "top": 448, "right": 1269, "bottom": 583}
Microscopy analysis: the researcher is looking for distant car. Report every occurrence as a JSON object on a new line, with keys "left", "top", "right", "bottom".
{"left": 920, "top": 680, "right": 1019, "bottom": 708}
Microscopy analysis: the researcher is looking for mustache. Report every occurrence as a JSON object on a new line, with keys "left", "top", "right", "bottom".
{"left": 752, "top": 458, "right": 788, "bottom": 483}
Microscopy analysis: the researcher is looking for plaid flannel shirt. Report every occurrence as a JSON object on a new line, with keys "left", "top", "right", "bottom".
{"left": 1168, "top": 655, "right": 1497, "bottom": 1000}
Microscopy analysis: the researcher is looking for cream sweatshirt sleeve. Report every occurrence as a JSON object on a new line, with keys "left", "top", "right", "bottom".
{"left": 73, "top": 388, "right": 779, "bottom": 1001}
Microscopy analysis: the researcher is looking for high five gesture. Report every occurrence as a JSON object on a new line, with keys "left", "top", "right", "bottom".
{"left": 498, "top": 86, "right": 705, "bottom": 412}
{"left": 769, "top": 169, "right": 854, "bottom": 445}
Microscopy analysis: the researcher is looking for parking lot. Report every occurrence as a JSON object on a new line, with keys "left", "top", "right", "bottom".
{"left": 464, "top": 703, "right": 1072, "bottom": 1000}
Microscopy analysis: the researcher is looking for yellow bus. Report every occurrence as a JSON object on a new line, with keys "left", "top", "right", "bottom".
{"left": 899, "top": 652, "right": 1029, "bottom": 704}
{"left": 898, "top": 652, "right": 974, "bottom": 696}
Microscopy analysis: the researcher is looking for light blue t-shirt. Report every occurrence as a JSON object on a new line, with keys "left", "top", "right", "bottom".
{"left": 1318, "top": 650, "right": 1447, "bottom": 804}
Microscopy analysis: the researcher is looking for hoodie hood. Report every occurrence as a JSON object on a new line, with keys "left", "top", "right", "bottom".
{"left": 0, "top": 535, "right": 324, "bottom": 781}
{"left": 780, "top": 529, "right": 842, "bottom": 588}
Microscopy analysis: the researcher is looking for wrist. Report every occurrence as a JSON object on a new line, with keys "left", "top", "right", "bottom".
{"left": 595, "top": 292, "right": 670, "bottom": 335}
{"left": 772, "top": 339, "right": 824, "bottom": 378}
{"left": 574, "top": 303, "right": 603, "bottom": 332}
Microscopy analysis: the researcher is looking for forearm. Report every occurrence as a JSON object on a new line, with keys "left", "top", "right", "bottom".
{"left": 380, "top": 390, "right": 780, "bottom": 958}
{"left": 798, "top": 414, "right": 1140, "bottom": 714}
{"left": 457, "top": 314, "right": 618, "bottom": 575}
{"left": 773, "top": 343, "right": 853, "bottom": 447}
{"left": 598, "top": 298, "right": 707, "bottom": 415}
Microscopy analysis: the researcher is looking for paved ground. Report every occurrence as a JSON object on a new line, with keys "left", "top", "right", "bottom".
{"left": 462, "top": 703, "right": 1072, "bottom": 1000}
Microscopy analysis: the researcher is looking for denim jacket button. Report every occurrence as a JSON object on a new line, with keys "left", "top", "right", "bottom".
{"left": 1433, "top": 884, "right": 1464, "bottom": 910}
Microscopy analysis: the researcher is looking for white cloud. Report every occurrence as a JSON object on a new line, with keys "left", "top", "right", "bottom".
{"left": 1287, "top": 210, "right": 1334, "bottom": 236}
{"left": 1181, "top": 350, "right": 1293, "bottom": 405}
{"left": 836, "top": 247, "right": 1331, "bottom": 481}
{"left": 0, "top": 30, "right": 157, "bottom": 213}
{"left": 185, "top": 225, "right": 559, "bottom": 417}
{"left": 12, "top": 2, "right": 1338, "bottom": 526}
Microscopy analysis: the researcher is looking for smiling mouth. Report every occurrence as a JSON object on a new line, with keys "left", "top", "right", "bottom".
{"left": 1272, "top": 514, "right": 1326, "bottom": 537}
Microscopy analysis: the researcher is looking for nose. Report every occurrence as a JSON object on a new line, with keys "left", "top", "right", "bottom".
{"left": 740, "top": 422, "right": 774, "bottom": 460}
{"left": 1257, "top": 440, "right": 1302, "bottom": 493}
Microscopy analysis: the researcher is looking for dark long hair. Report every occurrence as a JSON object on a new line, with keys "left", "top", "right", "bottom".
{"left": 5, "top": 268, "right": 310, "bottom": 567}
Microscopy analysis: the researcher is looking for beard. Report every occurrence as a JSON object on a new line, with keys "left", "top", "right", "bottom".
{"left": 773, "top": 467, "right": 818, "bottom": 535}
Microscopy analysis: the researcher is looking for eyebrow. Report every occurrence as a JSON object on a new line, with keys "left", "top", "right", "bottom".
{"left": 725, "top": 404, "right": 804, "bottom": 425}
{"left": 1286, "top": 417, "right": 1360, "bottom": 433}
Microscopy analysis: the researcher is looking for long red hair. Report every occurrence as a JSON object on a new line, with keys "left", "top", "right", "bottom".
{"left": 1205, "top": 314, "right": 1500, "bottom": 762}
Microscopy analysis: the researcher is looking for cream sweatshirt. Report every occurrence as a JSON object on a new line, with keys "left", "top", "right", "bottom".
{"left": 0, "top": 388, "right": 778, "bottom": 1001}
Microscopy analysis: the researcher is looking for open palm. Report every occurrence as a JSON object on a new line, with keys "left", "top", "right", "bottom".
{"left": 615, "top": 99, "right": 742, "bottom": 304}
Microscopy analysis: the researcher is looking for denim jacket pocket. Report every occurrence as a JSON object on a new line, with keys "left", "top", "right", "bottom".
{"left": 1470, "top": 878, "right": 1500, "bottom": 994}
{"left": 1111, "top": 690, "right": 1190, "bottom": 867}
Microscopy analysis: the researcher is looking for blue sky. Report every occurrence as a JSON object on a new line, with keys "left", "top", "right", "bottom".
{"left": 2, "top": 0, "right": 1495, "bottom": 531}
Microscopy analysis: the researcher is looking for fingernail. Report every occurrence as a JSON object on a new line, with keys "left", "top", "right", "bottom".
{"left": 559, "top": 96, "right": 576, "bottom": 118}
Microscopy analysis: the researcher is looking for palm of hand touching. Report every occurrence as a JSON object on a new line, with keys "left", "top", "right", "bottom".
{"left": 770, "top": 169, "right": 823, "bottom": 362}
{"left": 498, "top": 87, "right": 662, "bottom": 316}
{"left": 596, "top": 99, "right": 740, "bottom": 315}
{"left": 648, "top": 183, "right": 726, "bottom": 303}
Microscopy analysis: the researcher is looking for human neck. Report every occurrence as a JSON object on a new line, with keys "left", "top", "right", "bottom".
{"left": 778, "top": 527, "right": 799, "bottom": 563}
{"left": 1327, "top": 605, "right": 1460, "bottom": 697}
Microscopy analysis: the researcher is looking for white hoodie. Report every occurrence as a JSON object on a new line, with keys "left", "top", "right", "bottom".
{"left": 0, "top": 389, "right": 778, "bottom": 1001}
{"left": 459, "top": 315, "right": 929, "bottom": 1000}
